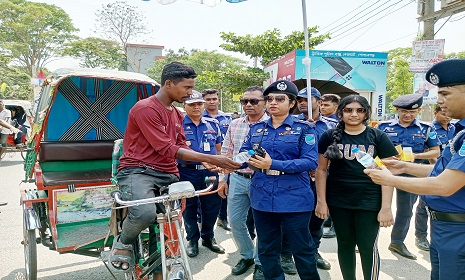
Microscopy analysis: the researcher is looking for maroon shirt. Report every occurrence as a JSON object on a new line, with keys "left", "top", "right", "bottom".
{"left": 119, "top": 95, "right": 189, "bottom": 177}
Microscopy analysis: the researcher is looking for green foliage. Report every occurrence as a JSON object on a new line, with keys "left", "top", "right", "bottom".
{"left": 444, "top": 51, "right": 465, "bottom": 59}
{"left": 147, "top": 49, "right": 268, "bottom": 112}
{"left": 62, "top": 37, "right": 125, "bottom": 69}
{"left": 0, "top": 0, "right": 78, "bottom": 77}
{"left": 220, "top": 27, "right": 330, "bottom": 66}
{"left": 0, "top": 54, "right": 32, "bottom": 100}
{"left": 386, "top": 47, "right": 414, "bottom": 112}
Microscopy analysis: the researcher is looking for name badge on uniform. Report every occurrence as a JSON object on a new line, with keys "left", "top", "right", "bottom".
{"left": 203, "top": 142, "right": 211, "bottom": 152}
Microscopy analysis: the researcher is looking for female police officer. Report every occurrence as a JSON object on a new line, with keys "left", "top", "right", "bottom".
{"left": 240, "top": 80, "right": 320, "bottom": 280}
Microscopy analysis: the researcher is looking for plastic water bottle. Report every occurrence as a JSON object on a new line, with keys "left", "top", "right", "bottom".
{"left": 352, "top": 147, "right": 378, "bottom": 169}
{"left": 233, "top": 150, "right": 255, "bottom": 163}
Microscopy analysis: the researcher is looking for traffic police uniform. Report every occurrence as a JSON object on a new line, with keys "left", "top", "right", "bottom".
{"left": 295, "top": 87, "right": 337, "bottom": 264}
{"left": 202, "top": 99, "right": 232, "bottom": 224}
{"left": 423, "top": 59, "right": 465, "bottom": 280}
{"left": 378, "top": 94, "right": 439, "bottom": 250}
{"left": 241, "top": 80, "right": 320, "bottom": 279}
{"left": 433, "top": 119, "right": 455, "bottom": 152}
{"left": 179, "top": 92, "right": 222, "bottom": 244}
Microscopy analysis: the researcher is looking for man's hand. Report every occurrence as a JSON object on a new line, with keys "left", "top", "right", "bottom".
{"left": 364, "top": 166, "right": 395, "bottom": 185}
{"left": 382, "top": 159, "right": 407, "bottom": 175}
{"left": 202, "top": 162, "right": 221, "bottom": 173}
{"left": 315, "top": 202, "right": 329, "bottom": 220}
{"left": 10, "top": 127, "right": 20, "bottom": 134}
{"left": 218, "top": 181, "right": 228, "bottom": 199}
{"left": 247, "top": 153, "right": 272, "bottom": 169}
{"left": 210, "top": 155, "right": 242, "bottom": 170}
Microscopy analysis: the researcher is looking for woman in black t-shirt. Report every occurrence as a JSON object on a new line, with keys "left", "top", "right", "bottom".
{"left": 315, "top": 95, "right": 398, "bottom": 280}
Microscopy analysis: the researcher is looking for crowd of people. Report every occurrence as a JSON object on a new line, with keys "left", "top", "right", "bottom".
{"left": 109, "top": 59, "right": 465, "bottom": 280}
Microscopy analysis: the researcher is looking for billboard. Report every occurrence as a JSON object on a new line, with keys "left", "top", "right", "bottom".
{"left": 264, "top": 49, "right": 388, "bottom": 119}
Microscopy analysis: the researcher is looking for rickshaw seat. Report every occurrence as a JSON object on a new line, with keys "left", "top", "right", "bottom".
{"left": 37, "top": 141, "right": 114, "bottom": 187}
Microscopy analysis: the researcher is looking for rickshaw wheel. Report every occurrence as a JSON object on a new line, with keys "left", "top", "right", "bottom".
{"left": 22, "top": 212, "right": 37, "bottom": 279}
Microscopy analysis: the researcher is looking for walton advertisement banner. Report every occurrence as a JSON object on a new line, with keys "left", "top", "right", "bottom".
{"left": 264, "top": 49, "right": 388, "bottom": 119}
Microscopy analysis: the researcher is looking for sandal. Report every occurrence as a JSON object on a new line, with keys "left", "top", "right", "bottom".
{"left": 108, "top": 235, "right": 134, "bottom": 271}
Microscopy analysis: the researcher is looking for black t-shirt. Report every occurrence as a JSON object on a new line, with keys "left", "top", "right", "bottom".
{"left": 318, "top": 126, "right": 398, "bottom": 211}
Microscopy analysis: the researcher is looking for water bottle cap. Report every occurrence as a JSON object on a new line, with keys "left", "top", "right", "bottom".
{"left": 352, "top": 147, "right": 360, "bottom": 153}
{"left": 247, "top": 150, "right": 255, "bottom": 155}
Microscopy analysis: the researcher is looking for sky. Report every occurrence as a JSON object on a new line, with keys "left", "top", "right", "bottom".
{"left": 33, "top": 0, "right": 465, "bottom": 70}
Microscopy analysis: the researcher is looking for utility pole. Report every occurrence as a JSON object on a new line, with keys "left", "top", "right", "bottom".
{"left": 422, "top": 0, "right": 435, "bottom": 40}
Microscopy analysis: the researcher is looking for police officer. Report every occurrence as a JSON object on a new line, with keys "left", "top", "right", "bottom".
{"left": 179, "top": 90, "right": 225, "bottom": 257}
{"left": 432, "top": 104, "right": 455, "bottom": 155}
{"left": 378, "top": 93, "right": 440, "bottom": 258}
{"left": 294, "top": 86, "right": 337, "bottom": 270}
{"left": 202, "top": 89, "right": 233, "bottom": 231}
{"left": 365, "top": 58, "right": 465, "bottom": 280}
{"left": 241, "top": 80, "right": 320, "bottom": 280}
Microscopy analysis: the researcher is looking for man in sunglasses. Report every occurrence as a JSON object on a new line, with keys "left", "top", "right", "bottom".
{"left": 377, "top": 93, "right": 440, "bottom": 259}
{"left": 218, "top": 85, "right": 268, "bottom": 279}
{"left": 202, "top": 89, "right": 233, "bottom": 231}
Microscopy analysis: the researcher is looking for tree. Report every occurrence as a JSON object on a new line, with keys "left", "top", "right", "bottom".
{"left": 220, "top": 27, "right": 330, "bottom": 66}
{"left": 94, "top": 1, "right": 150, "bottom": 72}
{"left": 62, "top": 37, "right": 125, "bottom": 69}
{"left": 0, "top": 0, "right": 78, "bottom": 77}
{"left": 0, "top": 53, "right": 32, "bottom": 100}
{"left": 385, "top": 47, "right": 414, "bottom": 112}
{"left": 147, "top": 49, "right": 268, "bottom": 112}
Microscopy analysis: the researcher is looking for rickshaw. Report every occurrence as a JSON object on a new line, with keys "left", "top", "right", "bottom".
{"left": 20, "top": 68, "right": 162, "bottom": 279}
{"left": 20, "top": 68, "right": 217, "bottom": 280}
{"left": 0, "top": 99, "right": 33, "bottom": 160}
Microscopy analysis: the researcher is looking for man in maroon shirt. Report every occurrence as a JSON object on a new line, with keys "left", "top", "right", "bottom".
{"left": 110, "top": 62, "right": 240, "bottom": 278}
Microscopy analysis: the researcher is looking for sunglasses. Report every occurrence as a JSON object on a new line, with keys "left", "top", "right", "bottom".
{"left": 264, "top": 95, "right": 288, "bottom": 103}
{"left": 239, "top": 98, "right": 264, "bottom": 105}
{"left": 342, "top": 108, "right": 367, "bottom": 114}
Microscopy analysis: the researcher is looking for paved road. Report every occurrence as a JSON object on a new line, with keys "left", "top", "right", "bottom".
{"left": 0, "top": 153, "right": 431, "bottom": 279}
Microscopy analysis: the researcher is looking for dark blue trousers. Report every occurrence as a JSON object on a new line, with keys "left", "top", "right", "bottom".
{"left": 179, "top": 167, "right": 221, "bottom": 242}
{"left": 253, "top": 209, "right": 320, "bottom": 280}
{"left": 282, "top": 181, "right": 324, "bottom": 257}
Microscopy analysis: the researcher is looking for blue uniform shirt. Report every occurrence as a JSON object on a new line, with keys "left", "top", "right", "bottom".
{"left": 423, "top": 119, "right": 465, "bottom": 212}
{"left": 178, "top": 116, "right": 222, "bottom": 165}
{"left": 378, "top": 118, "right": 439, "bottom": 154}
{"left": 241, "top": 115, "right": 318, "bottom": 213}
{"left": 202, "top": 110, "right": 231, "bottom": 138}
{"left": 433, "top": 120, "right": 455, "bottom": 152}
{"left": 296, "top": 113, "right": 338, "bottom": 141}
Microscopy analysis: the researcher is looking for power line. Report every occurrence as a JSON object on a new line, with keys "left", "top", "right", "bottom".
{"left": 320, "top": 0, "right": 414, "bottom": 48}
{"left": 365, "top": 32, "right": 417, "bottom": 50}
{"left": 324, "top": 0, "right": 394, "bottom": 37}
{"left": 319, "top": 0, "right": 373, "bottom": 32}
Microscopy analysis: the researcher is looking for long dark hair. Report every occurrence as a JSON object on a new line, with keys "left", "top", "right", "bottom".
{"left": 324, "top": 95, "right": 371, "bottom": 160}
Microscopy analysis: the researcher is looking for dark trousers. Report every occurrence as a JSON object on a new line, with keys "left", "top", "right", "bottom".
{"left": 282, "top": 181, "right": 323, "bottom": 257}
{"left": 391, "top": 189, "right": 428, "bottom": 243}
{"left": 180, "top": 167, "right": 221, "bottom": 242}
{"left": 218, "top": 196, "right": 228, "bottom": 221}
{"left": 253, "top": 209, "right": 320, "bottom": 280}
{"left": 329, "top": 206, "right": 380, "bottom": 280}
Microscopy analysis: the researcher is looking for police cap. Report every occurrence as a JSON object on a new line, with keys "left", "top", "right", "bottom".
{"left": 263, "top": 80, "right": 299, "bottom": 97}
{"left": 392, "top": 93, "right": 423, "bottom": 109}
{"left": 426, "top": 59, "right": 465, "bottom": 87}
{"left": 185, "top": 90, "right": 205, "bottom": 104}
{"left": 297, "top": 87, "right": 321, "bottom": 99}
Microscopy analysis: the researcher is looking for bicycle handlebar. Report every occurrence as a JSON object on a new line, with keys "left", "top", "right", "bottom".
{"left": 112, "top": 176, "right": 217, "bottom": 208}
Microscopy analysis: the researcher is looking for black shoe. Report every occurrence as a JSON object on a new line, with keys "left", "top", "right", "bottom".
{"left": 281, "top": 255, "right": 297, "bottom": 275}
{"left": 323, "top": 224, "right": 336, "bottom": 238}
{"left": 316, "top": 252, "right": 331, "bottom": 270}
{"left": 415, "top": 237, "right": 430, "bottom": 251}
{"left": 186, "top": 240, "right": 199, "bottom": 257}
{"left": 231, "top": 258, "right": 254, "bottom": 275}
{"left": 388, "top": 242, "right": 417, "bottom": 260}
{"left": 217, "top": 218, "right": 231, "bottom": 231}
{"left": 0, "top": 201, "right": 7, "bottom": 207}
{"left": 202, "top": 238, "right": 225, "bottom": 254}
{"left": 253, "top": 265, "right": 265, "bottom": 280}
